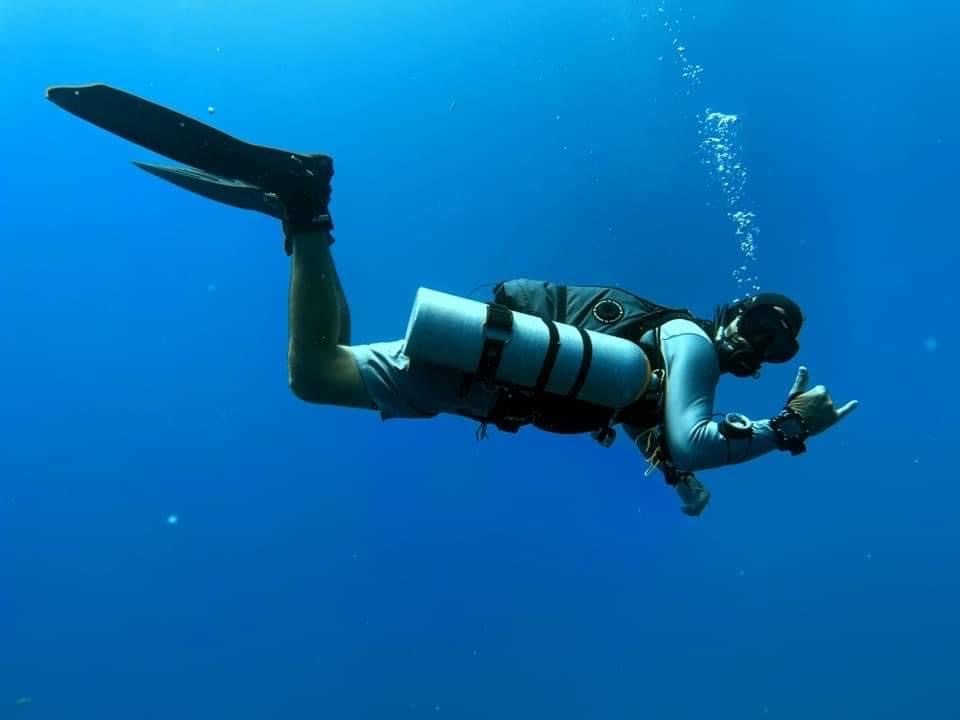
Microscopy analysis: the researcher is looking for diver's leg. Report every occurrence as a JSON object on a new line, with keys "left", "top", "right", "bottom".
{"left": 287, "top": 229, "right": 374, "bottom": 408}
{"left": 333, "top": 263, "right": 351, "bottom": 346}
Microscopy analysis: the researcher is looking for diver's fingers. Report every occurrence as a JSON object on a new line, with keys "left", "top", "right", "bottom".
{"left": 835, "top": 399, "right": 860, "bottom": 420}
{"left": 787, "top": 365, "right": 810, "bottom": 400}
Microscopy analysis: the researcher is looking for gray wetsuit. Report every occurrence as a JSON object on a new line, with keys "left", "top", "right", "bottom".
{"left": 348, "top": 318, "right": 780, "bottom": 472}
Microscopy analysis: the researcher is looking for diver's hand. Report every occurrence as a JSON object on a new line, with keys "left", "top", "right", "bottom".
{"left": 784, "top": 366, "right": 859, "bottom": 436}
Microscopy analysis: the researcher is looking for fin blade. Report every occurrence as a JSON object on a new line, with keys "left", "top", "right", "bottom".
{"left": 132, "top": 161, "right": 284, "bottom": 218}
{"left": 46, "top": 84, "right": 332, "bottom": 194}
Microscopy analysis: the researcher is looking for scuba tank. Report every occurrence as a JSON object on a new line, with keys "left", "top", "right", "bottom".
{"left": 403, "top": 287, "right": 652, "bottom": 410}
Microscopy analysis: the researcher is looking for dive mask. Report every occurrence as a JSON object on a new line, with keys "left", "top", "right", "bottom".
{"left": 738, "top": 304, "right": 799, "bottom": 363}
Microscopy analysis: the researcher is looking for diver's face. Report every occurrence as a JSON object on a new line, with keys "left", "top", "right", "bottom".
{"left": 724, "top": 314, "right": 743, "bottom": 339}
{"left": 726, "top": 305, "right": 797, "bottom": 372}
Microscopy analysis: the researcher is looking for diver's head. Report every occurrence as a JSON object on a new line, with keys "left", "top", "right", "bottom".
{"left": 714, "top": 293, "right": 803, "bottom": 378}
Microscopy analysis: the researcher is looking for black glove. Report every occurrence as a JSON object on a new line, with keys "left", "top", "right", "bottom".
{"left": 675, "top": 472, "right": 711, "bottom": 517}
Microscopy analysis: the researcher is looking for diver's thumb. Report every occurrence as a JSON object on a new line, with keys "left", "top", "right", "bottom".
{"left": 786, "top": 365, "right": 810, "bottom": 401}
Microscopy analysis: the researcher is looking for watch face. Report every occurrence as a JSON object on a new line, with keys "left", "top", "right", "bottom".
{"left": 778, "top": 417, "right": 804, "bottom": 436}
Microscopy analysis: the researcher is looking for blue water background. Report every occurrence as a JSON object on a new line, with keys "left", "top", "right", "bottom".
{"left": 1, "top": 1, "right": 956, "bottom": 718}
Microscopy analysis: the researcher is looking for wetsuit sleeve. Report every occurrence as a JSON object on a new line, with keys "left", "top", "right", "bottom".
{"left": 628, "top": 319, "right": 781, "bottom": 473}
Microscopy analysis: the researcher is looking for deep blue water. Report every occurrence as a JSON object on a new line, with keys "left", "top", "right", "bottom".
{"left": 1, "top": 1, "right": 957, "bottom": 718}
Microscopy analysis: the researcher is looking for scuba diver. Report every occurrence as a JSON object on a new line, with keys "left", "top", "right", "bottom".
{"left": 46, "top": 84, "right": 859, "bottom": 517}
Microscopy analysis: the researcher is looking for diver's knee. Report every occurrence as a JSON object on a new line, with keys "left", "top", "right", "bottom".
{"left": 288, "top": 354, "right": 333, "bottom": 403}
{"left": 287, "top": 349, "right": 373, "bottom": 409}
{"left": 288, "top": 372, "right": 327, "bottom": 404}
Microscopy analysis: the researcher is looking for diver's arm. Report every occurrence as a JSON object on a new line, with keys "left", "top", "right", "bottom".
{"left": 656, "top": 320, "right": 781, "bottom": 472}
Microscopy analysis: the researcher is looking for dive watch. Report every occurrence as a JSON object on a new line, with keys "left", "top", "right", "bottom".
{"left": 769, "top": 408, "right": 809, "bottom": 455}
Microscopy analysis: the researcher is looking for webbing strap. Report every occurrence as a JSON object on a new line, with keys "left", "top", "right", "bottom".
{"left": 567, "top": 328, "right": 593, "bottom": 398}
{"left": 556, "top": 285, "right": 568, "bottom": 320}
{"left": 534, "top": 320, "right": 561, "bottom": 392}
{"left": 476, "top": 304, "right": 514, "bottom": 380}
